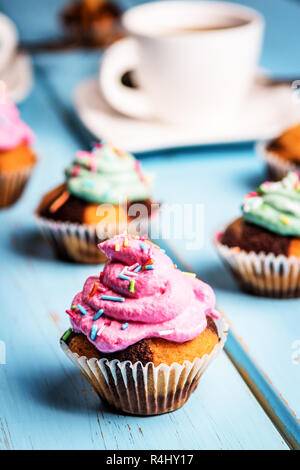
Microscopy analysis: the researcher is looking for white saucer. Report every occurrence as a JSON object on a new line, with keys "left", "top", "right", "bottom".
{"left": 0, "top": 52, "right": 33, "bottom": 103}
{"left": 74, "top": 78, "right": 300, "bottom": 153}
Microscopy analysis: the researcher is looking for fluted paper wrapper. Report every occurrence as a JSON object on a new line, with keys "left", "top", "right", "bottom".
{"left": 35, "top": 215, "right": 108, "bottom": 264}
{"left": 215, "top": 232, "right": 300, "bottom": 298}
{"left": 0, "top": 165, "right": 35, "bottom": 208}
{"left": 35, "top": 208, "right": 159, "bottom": 264}
{"left": 60, "top": 316, "right": 228, "bottom": 415}
{"left": 257, "top": 141, "right": 299, "bottom": 180}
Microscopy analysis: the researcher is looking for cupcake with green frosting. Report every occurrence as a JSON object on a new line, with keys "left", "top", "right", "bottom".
{"left": 36, "top": 142, "right": 158, "bottom": 264}
{"left": 214, "top": 171, "right": 300, "bottom": 297}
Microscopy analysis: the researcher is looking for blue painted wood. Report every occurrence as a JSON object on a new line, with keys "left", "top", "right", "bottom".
{"left": 34, "top": 45, "right": 300, "bottom": 445}
{"left": 158, "top": 240, "right": 300, "bottom": 449}
{"left": 154, "top": 152, "right": 300, "bottom": 424}
{"left": 0, "top": 70, "right": 288, "bottom": 451}
{"left": 225, "top": 330, "right": 300, "bottom": 449}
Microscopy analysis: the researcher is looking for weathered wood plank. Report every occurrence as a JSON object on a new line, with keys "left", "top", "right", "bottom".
{"left": 0, "top": 72, "right": 288, "bottom": 450}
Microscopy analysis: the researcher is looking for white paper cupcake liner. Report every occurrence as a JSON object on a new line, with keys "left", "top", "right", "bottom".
{"left": 35, "top": 211, "right": 159, "bottom": 264}
{"left": 215, "top": 230, "right": 300, "bottom": 298}
{"left": 35, "top": 215, "right": 114, "bottom": 264}
{"left": 256, "top": 141, "right": 299, "bottom": 180}
{"left": 60, "top": 316, "right": 228, "bottom": 415}
{"left": 0, "top": 165, "right": 34, "bottom": 208}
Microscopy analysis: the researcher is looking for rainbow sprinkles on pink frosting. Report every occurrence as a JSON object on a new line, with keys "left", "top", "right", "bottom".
{"left": 67, "top": 234, "right": 219, "bottom": 353}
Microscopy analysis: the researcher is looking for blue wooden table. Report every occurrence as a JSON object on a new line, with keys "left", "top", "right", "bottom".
{"left": 0, "top": 0, "right": 300, "bottom": 450}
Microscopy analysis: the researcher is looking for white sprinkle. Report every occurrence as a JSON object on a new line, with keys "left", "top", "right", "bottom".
{"left": 121, "top": 267, "right": 138, "bottom": 277}
{"left": 158, "top": 329, "right": 175, "bottom": 336}
{"left": 97, "top": 324, "right": 106, "bottom": 337}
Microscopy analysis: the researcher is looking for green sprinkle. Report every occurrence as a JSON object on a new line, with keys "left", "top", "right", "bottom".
{"left": 129, "top": 279, "right": 135, "bottom": 293}
{"left": 62, "top": 329, "right": 72, "bottom": 342}
{"left": 71, "top": 305, "right": 77, "bottom": 310}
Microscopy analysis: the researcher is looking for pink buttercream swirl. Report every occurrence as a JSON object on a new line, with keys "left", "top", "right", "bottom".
{"left": 68, "top": 235, "right": 217, "bottom": 353}
{"left": 0, "top": 90, "right": 34, "bottom": 150}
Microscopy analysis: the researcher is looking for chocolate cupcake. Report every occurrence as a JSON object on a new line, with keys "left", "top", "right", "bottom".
{"left": 36, "top": 142, "right": 158, "bottom": 264}
{"left": 215, "top": 171, "right": 300, "bottom": 297}
{"left": 258, "top": 123, "right": 300, "bottom": 180}
{"left": 60, "top": 234, "right": 227, "bottom": 415}
{"left": 62, "top": 0, "right": 122, "bottom": 47}
{"left": 0, "top": 88, "right": 36, "bottom": 208}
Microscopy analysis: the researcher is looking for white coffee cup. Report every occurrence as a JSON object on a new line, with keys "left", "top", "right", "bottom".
{"left": 99, "top": 1, "right": 264, "bottom": 126}
{"left": 0, "top": 13, "right": 18, "bottom": 73}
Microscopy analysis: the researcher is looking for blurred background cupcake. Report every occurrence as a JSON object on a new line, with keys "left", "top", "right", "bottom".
{"left": 0, "top": 0, "right": 122, "bottom": 51}
{"left": 35, "top": 141, "right": 159, "bottom": 264}
{"left": 215, "top": 171, "right": 300, "bottom": 298}
{"left": 258, "top": 123, "right": 300, "bottom": 180}
{"left": 61, "top": 234, "right": 227, "bottom": 415}
{"left": 0, "top": 85, "right": 36, "bottom": 208}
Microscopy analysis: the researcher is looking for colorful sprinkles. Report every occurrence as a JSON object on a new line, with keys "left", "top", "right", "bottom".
{"left": 62, "top": 329, "right": 72, "bottom": 342}
{"left": 280, "top": 215, "right": 290, "bottom": 225}
{"left": 101, "top": 295, "right": 125, "bottom": 302}
{"left": 159, "top": 329, "right": 174, "bottom": 336}
{"left": 129, "top": 279, "right": 136, "bottom": 293}
{"left": 145, "top": 265, "right": 154, "bottom": 270}
{"left": 97, "top": 324, "right": 106, "bottom": 337}
{"left": 182, "top": 272, "right": 196, "bottom": 278}
{"left": 143, "top": 258, "right": 154, "bottom": 270}
{"left": 90, "top": 325, "right": 98, "bottom": 341}
{"left": 71, "top": 165, "right": 81, "bottom": 178}
{"left": 89, "top": 282, "right": 99, "bottom": 298}
{"left": 128, "top": 262, "right": 139, "bottom": 271}
{"left": 49, "top": 191, "right": 70, "bottom": 213}
{"left": 93, "top": 141, "right": 103, "bottom": 148}
{"left": 140, "top": 241, "right": 147, "bottom": 252}
{"left": 77, "top": 304, "right": 87, "bottom": 315}
{"left": 65, "top": 236, "right": 164, "bottom": 349}
{"left": 121, "top": 267, "right": 137, "bottom": 277}
{"left": 93, "top": 309, "right": 104, "bottom": 321}
{"left": 65, "top": 309, "right": 76, "bottom": 319}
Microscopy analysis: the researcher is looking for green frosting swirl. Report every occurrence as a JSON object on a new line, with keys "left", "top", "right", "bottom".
{"left": 65, "top": 143, "right": 152, "bottom": 204}
{"left": 242, "top": 172, "right": 300, "bottom": 236}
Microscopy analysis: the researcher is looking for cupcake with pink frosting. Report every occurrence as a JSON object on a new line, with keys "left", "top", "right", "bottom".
{"left": 0, "top": 87, "right": 36, "bottom": 208}
{"left": 60, "top": 234, "right": 227, "bottom": 415}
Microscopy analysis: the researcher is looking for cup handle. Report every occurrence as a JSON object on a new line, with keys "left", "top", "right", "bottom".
{"left": 99, "top": 38, "right": 153, "bottom": 120}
